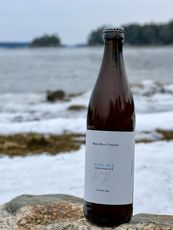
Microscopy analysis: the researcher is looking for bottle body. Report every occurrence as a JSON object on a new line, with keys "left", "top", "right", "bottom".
{"left": 84, "top": 27, "right": 135, "bottom": 227}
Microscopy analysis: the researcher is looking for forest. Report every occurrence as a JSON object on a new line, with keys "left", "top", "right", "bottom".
{"left": 88, "top": 21, "right": 173, "bottom": 46}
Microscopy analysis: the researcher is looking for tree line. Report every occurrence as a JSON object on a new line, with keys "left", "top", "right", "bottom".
{"left": 88, "top": 21, "right": 173, "bottom": 46}
{"left": 31, "top": 21, "right": 173, "bottom": 47}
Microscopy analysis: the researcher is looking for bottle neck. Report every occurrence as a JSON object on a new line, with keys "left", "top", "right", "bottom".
{"left": 101, "top": 39, "right": 124, "bottom": 70}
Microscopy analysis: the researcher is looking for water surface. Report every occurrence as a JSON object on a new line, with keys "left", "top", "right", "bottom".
{"left": 0, "top": 47, "right": 172, "bottom": 94}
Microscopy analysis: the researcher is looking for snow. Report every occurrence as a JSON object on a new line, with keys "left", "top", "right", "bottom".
{"left": 164, "top": 84, "right": 173, "bottom": 93}
{"left": 1, "top": 142, "right": 173, "bottom": 215}
{"left": 0, "top": 146, "right": 85, "bottom": 204}
{"left": 0, "top": 117, "right": 85, "bottom": 135}
{"left": 0, "top": 81, "right": 173, "bottom": 136}
{"left": 137, "top": 111, "right": 173, "bottom": 132}
{"left": 135, "top": 141, "right": 173, "bottom": 214}
{"left": 0, "top": 92, "right": 89, "bottom": 124}
{"left": 0, "top": 80, "right": 173, "bottom": 215}
{"left": 0, "top": 111, "right": 173, "bottom": 139}
{"left": 134, "top": 93, "right": 173, "bottom": 113}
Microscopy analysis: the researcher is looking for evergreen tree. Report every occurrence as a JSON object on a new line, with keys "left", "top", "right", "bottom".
{"left": 31, "top": 34, "right": 61, "bottom": 47}
{"left": 87, "top": 21, "right": 173, "bottom": 46}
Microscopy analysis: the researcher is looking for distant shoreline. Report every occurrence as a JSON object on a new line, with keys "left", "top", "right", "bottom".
{"left": 0, "top": 43, "right": 173, "bottom": 49}
{"left": 0, "top": 42, "right": 30, "bottom": 48}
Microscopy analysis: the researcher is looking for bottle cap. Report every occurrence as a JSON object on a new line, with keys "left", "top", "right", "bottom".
{"left": 103, "top": 27, "right": 124, "bottom": 34}
{"left": 103, "top": 26, "right": 124, "bottom": 40}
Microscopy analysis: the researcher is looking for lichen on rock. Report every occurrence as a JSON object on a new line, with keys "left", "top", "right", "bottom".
{"left": 1, "top": 194, "right": 173, "bottom": 230}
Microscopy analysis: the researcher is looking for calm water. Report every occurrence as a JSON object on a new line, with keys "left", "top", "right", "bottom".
{"left": 0, "top": 47, "right": 173, "bottom": 94}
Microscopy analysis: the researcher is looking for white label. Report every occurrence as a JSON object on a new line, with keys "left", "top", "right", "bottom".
{"left": 84, "top": 130, "right": 135, "bottom": 205}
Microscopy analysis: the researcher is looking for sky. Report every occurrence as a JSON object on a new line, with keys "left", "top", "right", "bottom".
{"left": 0, "top": 0, "right": 173, "bottom": 45}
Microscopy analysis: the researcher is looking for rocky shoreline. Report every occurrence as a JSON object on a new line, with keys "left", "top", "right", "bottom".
{"left": 0, "top": 194, "right": 173, "bottom": 229}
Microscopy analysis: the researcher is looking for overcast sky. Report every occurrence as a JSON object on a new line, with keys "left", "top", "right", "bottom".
{"left": 0, "top": 0, "right": 173, "bottom": 45}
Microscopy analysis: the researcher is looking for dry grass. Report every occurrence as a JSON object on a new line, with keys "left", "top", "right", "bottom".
{"left": 136, "top": 129, "right": 173, "bottom": 144}
{"left": 136, "top": 139, "right": 154, "bottom": 144}
{"left": 0, "top": 133, "right": 85, "bottom": 157}
{"left": 156, "top": 129, "right": 173, "bottom": 141}
{"left": 1, "top": 129, "right": 173, "bottom": 156}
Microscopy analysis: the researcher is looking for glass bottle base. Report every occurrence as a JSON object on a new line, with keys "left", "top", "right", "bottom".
{"left": 83, "top": 201, "right": 132, "bottom": 227}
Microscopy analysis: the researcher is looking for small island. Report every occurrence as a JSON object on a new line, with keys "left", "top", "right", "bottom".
{"left": 31, "top": 34, "right": 61, "bottom": 47}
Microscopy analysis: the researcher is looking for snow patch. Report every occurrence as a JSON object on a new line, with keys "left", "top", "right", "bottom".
{"left": 1, "top": 142, "right": 173, "bottom": 215}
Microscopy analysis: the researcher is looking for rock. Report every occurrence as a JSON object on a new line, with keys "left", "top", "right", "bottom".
{"left": 47, "top": 90, "right": 66, "bottom": 102}
{"left": 1, "top": 194, "right": 173, "bottom": 230}
{"left": 2, "top": 194, "right": 83, "bottom": 230}
{"left": 68, "top": 105, "right": 87, "bottom": 111}
{"left": 0, "top": 204, "right": 16, "bottom": 230}
{"left": 46, "top": 90, "right": 84, "bottom": 102}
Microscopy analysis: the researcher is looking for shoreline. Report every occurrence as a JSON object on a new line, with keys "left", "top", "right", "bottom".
{"left": 0, "top": 44, "right": 173, "bottom": 49}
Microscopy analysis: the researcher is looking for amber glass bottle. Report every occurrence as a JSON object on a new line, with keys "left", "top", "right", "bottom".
{"left": 84, "top": 27, "right": 135, "bottom": 227}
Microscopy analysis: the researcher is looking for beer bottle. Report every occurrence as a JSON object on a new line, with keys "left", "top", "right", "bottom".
{"left": 84, "top": 27, "right": 135, "bottom": 227}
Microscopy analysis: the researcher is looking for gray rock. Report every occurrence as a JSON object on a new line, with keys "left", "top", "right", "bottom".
{"left": 0, "top": 194, "right": 173, "bottom": 230}
{"left": 47, "top": 90, "right": 66, "bottom": 102}
{"left": 132, "top": 213, "right": 173, "bottom": 227}
{"left": 5, "top": 194, "right": 83, "bottom": 215}
{"left": 0, "top": 205, "right": 16, "bottom": 230}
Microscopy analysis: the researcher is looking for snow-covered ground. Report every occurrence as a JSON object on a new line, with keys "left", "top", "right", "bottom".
{"left": 1, "top": 142, "right": 173, "bottom": 215}
{"left": 0, "top": 80, "right": 173, "bottom": 215}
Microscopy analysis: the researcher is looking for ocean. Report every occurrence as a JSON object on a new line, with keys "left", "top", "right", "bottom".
{"left": 0, "top": 46, "right": 173, "bottom": 94}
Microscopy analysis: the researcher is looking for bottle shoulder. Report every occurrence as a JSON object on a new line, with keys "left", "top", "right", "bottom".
{"left": 87, "top": 80, "right": 135, "bottom": 131}
{"left": 89, "top": 72, "right": 134, "bottom": 112}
